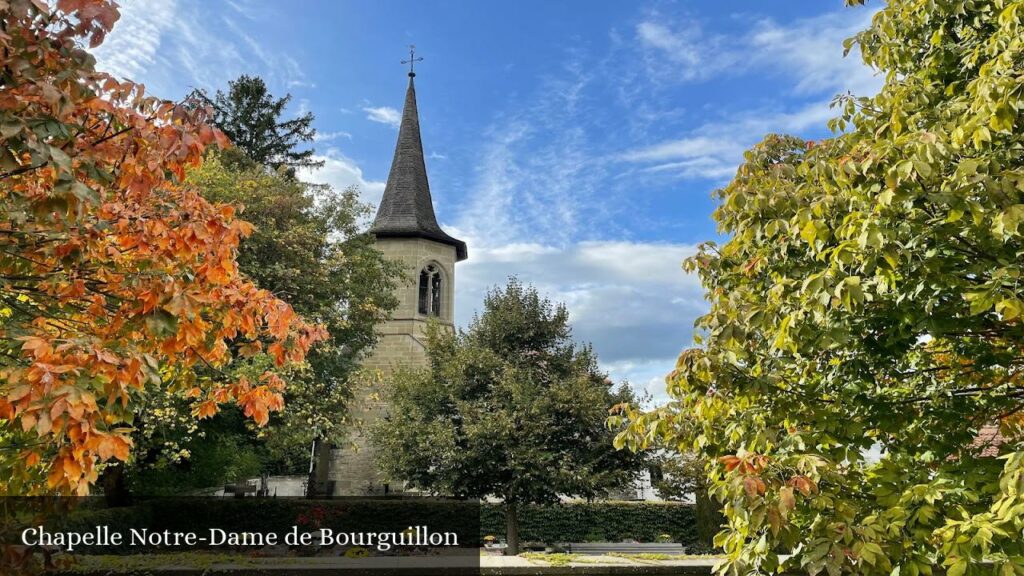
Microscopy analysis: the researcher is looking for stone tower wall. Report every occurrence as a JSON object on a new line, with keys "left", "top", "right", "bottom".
{"left": 323, "top": 237, "right": 457, "bottom": 495}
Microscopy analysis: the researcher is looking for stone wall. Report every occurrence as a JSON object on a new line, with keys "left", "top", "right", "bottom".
{"left": 321, "top": 236, "right": 458, "bottom": 495}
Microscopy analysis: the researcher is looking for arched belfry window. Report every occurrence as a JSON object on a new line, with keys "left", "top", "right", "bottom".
{"left": 418, "top": 264, "right": 442, "bottom": 317}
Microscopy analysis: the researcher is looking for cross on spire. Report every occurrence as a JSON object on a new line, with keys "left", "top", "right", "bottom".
{"left": 371, "top": 49, "right": 467, "bottom": 261}
{"left": 401, "top": 45, "right": 423, "bottom": 77}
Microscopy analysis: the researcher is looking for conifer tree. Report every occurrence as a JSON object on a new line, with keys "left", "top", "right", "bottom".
{"left": 191, "top": 75, "right": 321, "bottom": 174}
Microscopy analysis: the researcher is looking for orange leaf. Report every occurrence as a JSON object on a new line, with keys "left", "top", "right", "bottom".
{"left": 719, "top": 455, "right": 741, "bottom": 472}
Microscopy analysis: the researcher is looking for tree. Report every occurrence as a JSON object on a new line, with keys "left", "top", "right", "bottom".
{"left": 125, "top": 155, "right": 400, "bottom": 489}
{"left": 191, "top": 76, "right": 321, "bottom": 174}
{"left": 614, "top": 1, "right": 1024, "bottom": 575}
{"left": 0, "top": 0, "right": 324, "bottom": 495}
{"left": 648, "top": 453, "right": 721, "bottom": 549}
{"left": 373, "top": 279, "right": 647, "bottom": 555}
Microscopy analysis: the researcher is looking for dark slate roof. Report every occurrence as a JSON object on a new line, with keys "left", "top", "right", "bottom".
{"left": 369, "top": 75, "right": 467, "bottom": 261}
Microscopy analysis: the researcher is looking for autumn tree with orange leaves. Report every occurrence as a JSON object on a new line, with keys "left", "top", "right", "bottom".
{"left": 0, "top": 0, "right": 326, "bottom": 495}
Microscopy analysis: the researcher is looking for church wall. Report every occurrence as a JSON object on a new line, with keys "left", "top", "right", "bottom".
{"left": 323, "top": 237, "right": 458, "bottom": 495}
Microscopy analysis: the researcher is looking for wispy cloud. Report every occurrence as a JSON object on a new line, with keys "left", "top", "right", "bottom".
{"left": 746, "top": 11, "right": 880, "bottom": 96}
{"left": 92, "top": 0, "right": 306, "bottom": 96}
{"left": 296, "top": 149, "right": 386, "bottom": 210}
{"left": 635, "top": 19, "right": 733, "bottom": 82}
{"left": 457, "top": 51, "right": 602, "bottom": 247}
{"left": 314, "top": 130, "right": 352, "bottom": 143}
{"left": 363, "top": 106, "right": 402, "bottom": 128}
{"left": 91, "top": 0, "right": 179, "bottom": 83}
{"left": 619, "top": 99, "right": 836, "bottom": 180}
{"left": 618, "top": 8, "right": 882, "bottom": 181}
{"left": 632, "top": 8, "right": 879, "bottom": 95}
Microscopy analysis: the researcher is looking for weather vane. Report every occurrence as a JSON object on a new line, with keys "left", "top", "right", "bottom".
{"left": 401, "top": 45, "right": 423, "bottom": 77}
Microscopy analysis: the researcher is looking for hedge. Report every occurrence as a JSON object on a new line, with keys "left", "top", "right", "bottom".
{"left": 51, "top": 499, "right": 478, "bottom": 554}
{"left": 479, "top": 501, "right": 697, "bottom": 546}
{"left": 47, "top": 499, "right": 697, "bottom": 553}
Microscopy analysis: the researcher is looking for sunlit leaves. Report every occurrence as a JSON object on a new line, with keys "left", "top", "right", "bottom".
{"left": 0, "top": 0, "right": 326, "bottom": 494}
{"left": 374, "top": 280, "right": 648, "bottom": 552}
{"left": 616, "top": 0, "right": 1024, "bottom": 574}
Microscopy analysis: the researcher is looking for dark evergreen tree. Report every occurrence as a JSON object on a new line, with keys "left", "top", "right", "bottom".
{"left": 191, "top": 75, "right": 322, "bottom": 174}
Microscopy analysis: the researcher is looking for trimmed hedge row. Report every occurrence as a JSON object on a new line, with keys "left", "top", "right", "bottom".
{"left": 480, "top": 501, "right": 697, "bottom": 546}
{"left": 52, "top": 499, "right": 697, "bottom": 552}
{"left": 54, "top": 499, "right": 478, "bottom": 554}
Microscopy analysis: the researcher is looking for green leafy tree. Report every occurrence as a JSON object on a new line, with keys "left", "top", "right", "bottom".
{"left": 373, "top": 279, "right": 647, "bottom": 554}
{"left": 614, "top": 1, "right": 1024, "bottom": 575}
{"left": 124, "top": 75, "right": 400, "bottom": 493}
{"left": 649, "top": 453, "right": 722, "bottom": 549}
{"left": 126, "top": 155, "right": 400, "bottom": 491}
{"left": 128, "top": 404, "right": 264, "bottom": 496}
{"left": 195, "top": 155, "right": 401, "bottom": 464}
{"left": 191, "top": 75, "right": 321, "bottom": 174}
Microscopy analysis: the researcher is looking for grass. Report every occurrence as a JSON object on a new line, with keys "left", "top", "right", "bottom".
{"left": 66, "top": 552, "right": 270, "bottom": 573}
{"left": 65, "top": 551, "right": 445, "bottom": 573}
{"left": 520, "top": 552, "right": 596, "bottom": 566}
{"left": 65, "top": 550, "right": 727, "bottom": 573}
{"left": 520, "top": 551, "right": 726, "bottom": 566}
{"left": 607, "top": 552, "right": 726, "bottom": 562}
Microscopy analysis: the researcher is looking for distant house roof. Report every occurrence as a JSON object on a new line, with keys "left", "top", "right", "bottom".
{"left": 369, "top": 74, "right": 467, "bottom": 261}
{"left": 970, "top": 424, "right": 1005, "bottom": 458}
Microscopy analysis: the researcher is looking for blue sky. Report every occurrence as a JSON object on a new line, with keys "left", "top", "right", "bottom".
{"left": 93, "top": 0, "right": 882, "bottom": 402}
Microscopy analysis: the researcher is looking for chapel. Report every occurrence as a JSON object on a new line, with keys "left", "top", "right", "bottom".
{"left": 316, "top": 66, "right": 467, "bottom": 496}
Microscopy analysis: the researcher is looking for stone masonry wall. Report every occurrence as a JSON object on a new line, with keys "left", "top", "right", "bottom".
{"left": 322, "top": 237, "right": 457, "bottom": 495}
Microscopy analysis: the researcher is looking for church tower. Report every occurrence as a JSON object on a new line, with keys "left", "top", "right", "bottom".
{"left": 322, "top": 65, "right": 467, "bottom": 496}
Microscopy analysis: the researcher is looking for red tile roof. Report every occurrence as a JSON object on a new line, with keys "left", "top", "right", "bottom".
{"left": 970, "top": 424, "right": 1005, "bottom": 458}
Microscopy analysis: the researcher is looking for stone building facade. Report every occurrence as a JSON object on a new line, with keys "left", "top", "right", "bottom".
{"left": 316, "top": 71, "right": 467, "bottom": 496}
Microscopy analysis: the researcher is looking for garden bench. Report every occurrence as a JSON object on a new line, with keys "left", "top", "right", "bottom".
{"left": 222, "top": 482, "right": 258, "bottom": 498}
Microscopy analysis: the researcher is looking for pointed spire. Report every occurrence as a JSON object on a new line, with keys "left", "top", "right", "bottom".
{"left": 369, "top": 74, "right": 467, "bottom": 261}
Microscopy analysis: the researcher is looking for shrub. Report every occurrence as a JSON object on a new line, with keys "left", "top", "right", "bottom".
{"left": 479, "top": 501, "right": 697, "bottom": 546}
{"left": 52, "top": 499, "right": 697, "bottom": 553}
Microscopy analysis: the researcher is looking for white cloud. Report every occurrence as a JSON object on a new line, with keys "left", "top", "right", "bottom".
{"left": 314, "top": 130, "right": 353, "bottom": 142}
{"left": 618, "top": 97, "right": 837, "bottom": 180}
{"left": 363, "top": 106, "right": 402, "bottom": 128}
{"left": 620, "top": 135, "right": 744, "bottom": 164}
{"left": 747, "top": 11, "right": 880, "bottom": 97}
{"left": 91, "top": 0, "right": 179, "bottom": 83}
{"left": 92, "top": 0, "right": 306, "bottom": 96}
{"left": 456, "top": 54, "right": 601, "bottom": 246}
{"left": 635, "top": 20, "right": 733, "bottom": 82}
{"left": 633, "top": 8, "right": 880, "bottom": 96}
{"left": 454, "top": 238, "right": 704, "bottom": 400}
{"left": 296, "top": 150, "right": 386, "bottom": 210}
{"left": 619, "top": 101, "right": 829, "bottom": 180}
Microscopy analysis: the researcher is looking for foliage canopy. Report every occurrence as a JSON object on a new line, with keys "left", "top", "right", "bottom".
{"left": 191, "top": 75, "right": 321, "bottom": 175}
{"left": 0, "top": 0, "right": 324, "bottom": 494}
{"left": 374, "top": 279, "right": 646, "bottom": 553}
{"left": 615, "top": 1, "right": 1024, "bottom": 575}
{"left": 127, "top": 154, "right": 401, "bottom": 482}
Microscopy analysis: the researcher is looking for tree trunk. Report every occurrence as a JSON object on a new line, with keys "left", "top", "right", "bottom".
{"left": 694, "top": 486, "right": 722, "bottom": 548}
{"left": 505, "top": 502, "right": 520, "bottom": 556}
{"left": 101, "top": 463, "right": 131, "bottom": 507}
